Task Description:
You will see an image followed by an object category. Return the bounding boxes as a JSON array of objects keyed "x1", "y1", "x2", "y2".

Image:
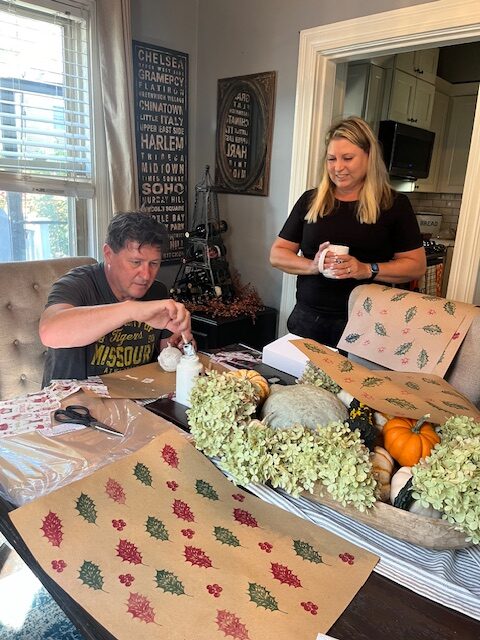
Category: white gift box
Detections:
[{"x1": 261, "y1": 333, "x2": 310, "y2": 378}]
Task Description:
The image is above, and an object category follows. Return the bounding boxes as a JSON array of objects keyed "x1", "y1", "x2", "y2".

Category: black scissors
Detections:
[{"x1": 53, "y1": 405, "x2": 123, "y2": 437}]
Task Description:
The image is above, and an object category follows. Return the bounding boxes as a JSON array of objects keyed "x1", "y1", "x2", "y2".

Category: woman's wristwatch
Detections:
[{"x1": 369, "y1": 263, "x2": 379, "y2": 280}]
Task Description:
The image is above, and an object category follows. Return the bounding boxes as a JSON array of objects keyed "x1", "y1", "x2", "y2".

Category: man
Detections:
[{"x1": 40, "y1": 211, "x2": 193, "y2": 385}]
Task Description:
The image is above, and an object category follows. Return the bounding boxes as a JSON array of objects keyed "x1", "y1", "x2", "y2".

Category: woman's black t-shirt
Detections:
[{"x1": 279, "y1": 190, "x2": 423, "y2": 313}]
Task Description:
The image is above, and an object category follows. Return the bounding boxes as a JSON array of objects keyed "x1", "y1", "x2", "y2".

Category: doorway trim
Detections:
[{"x1": 279, "y1": 0, "x2": 480, "y2": 334}]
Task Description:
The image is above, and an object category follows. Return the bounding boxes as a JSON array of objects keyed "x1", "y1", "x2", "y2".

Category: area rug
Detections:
[{"x1": 0, "y1": 566, "x2": 83, "y2": 640}]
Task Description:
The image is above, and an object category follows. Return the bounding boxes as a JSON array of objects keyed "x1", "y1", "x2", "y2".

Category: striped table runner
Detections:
[{"x1": 242, "y1": 483, "x2": 480, "y2": 620}]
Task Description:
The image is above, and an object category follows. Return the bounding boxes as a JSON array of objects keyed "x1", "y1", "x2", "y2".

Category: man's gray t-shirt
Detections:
[{"x1": 42, "y1": 262, "x2": 168, "y2": 385}]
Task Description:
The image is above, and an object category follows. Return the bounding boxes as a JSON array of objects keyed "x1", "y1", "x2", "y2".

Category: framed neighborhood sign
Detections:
[{"x1": 132, "y1": 41, "x2": 188, "y2": 263}]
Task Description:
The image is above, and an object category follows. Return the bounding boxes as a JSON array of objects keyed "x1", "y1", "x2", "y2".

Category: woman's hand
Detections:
[
  {"x1": 270, "y1": 237, "x2": 321, "y2": 276},
  {"x1": 312, "y1": 241, "x2": 330, "y2": 273},
  {"x1": 322, "y1": 253, "x2": 371, "y2": 280},
  {"x1": 326, "y1": 246, "x2": 426, "y2": 282},
  {"x1": 314, "y1": 242, "x2": 370, "y2": 279}
]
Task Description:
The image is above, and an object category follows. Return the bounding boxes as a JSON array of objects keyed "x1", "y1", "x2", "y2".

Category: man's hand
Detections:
[
  {"x1": 161, "y1": 332, "x2": 197, "y2": 352},
  {"x1": 134, "y1": 299, "x2": 192, "y2": 337}
]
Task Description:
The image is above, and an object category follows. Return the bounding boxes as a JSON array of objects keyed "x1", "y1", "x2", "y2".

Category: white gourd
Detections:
[
  {"x1": 390, "y1": 466, "x2": 442, "y2": 519},
  {"x1": 370, "y1": 446, "x2": 394, "y2": 503},
  {"x1": 336, "y1": 389, "x2": 386, "y2": 429},
  {"x1": 260, "y1": 384, "x2": 348, "y2": 430},
  {"x1": 336, "y1": 389, "x2": 354, "y2": 408},
  {"x1": 158, "y1": 343, "x2": 183, "y2": 372},
  {"x1": 373, "y1": 411, "x2": 389, "y2": 430}
]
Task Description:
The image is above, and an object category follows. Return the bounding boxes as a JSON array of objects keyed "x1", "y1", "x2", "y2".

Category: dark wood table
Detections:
[{"x1": 1, "y1": 359, "x2": 479, "y2": 640}]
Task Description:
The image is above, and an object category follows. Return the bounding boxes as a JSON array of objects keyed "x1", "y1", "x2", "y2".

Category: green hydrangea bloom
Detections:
[
  {"x1": 412, "y1": 415, "x2": 480, "y2": 544},
  {"x1": 188, "y1": 369, "x2": 377, "y2": 509},
  {"x1": 187, "y1": 370, "x2": 257, "y2": 457},
  {"x1": 297, "y1": 361, "x2": 341, "y2": 395},
  {"x1": 220, "y1": 420, "x2": 275, "y2": 486},
  {"x1": 313, "y1": 422, "x2": 377, "y2": 511}
]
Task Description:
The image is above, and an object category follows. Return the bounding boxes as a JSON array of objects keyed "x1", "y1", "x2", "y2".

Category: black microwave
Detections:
[{"x1": 378, "y1": 120, "x2": 435, "y2": 180}]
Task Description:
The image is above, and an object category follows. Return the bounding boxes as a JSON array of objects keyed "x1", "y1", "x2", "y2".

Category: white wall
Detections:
[{"x1": 132, "y1": 0, "x2": 434, "y2": 305}]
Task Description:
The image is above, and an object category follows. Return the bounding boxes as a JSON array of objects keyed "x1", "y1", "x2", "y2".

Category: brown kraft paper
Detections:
[
  {"x1": 337, "y1": 285, "x2": 476, "y2": 376},
  {"x1": 10, "y1": 417, "x2": 378, "y2": 639},
  {"x1": 292, "y1": 339, "x2": 480, "y2": 425},
  {"x1": 98, "y1": 355, "x2": 223, "y2": 399}
]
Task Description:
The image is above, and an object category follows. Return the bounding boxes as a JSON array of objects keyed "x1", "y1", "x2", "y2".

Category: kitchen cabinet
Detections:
[
  {"x1": 395, "y1": 48, "x2": 439, "y2": 85},
  {"x1": 343, "y1": 62, "x2": 386, "y2": 133},
  {"x1": 414, "y1": 90, "x2": 449, "y2": 192},
  {"x1": 437, "y1": 93, "x2": 477, "y2": 193},
  {"x1": 387, "y1": 48, "x2": 438, "y2": 129},
  {"x1": 388, "y1": 69, "x2": 436, "y2": 129}
]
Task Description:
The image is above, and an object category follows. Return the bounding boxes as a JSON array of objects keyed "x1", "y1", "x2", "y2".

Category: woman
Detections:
[{"x1": 270, "y1": 116, "x2": 426, "y2": 347}]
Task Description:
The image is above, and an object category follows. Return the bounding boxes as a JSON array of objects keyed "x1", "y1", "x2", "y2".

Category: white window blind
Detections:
[{"x1": 0, "y1": 0, "x2": 93, "y2": 197}]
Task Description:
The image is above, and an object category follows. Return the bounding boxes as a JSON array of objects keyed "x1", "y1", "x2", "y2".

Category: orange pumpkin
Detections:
[
  {"x1": 226, "y1": 369, "x2": 270, "y2": 403},
  {"x1": 383, "y1": 415, "x2": 440, "y2": 466}
]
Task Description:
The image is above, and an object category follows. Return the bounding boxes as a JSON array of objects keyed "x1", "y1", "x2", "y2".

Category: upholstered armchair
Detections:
[
  {"x1": 347, "y1": 285, "x2": 480, "y2": 409},
  {"x1": 0, "y1": 257, "x2": 97, "y2": 400}
]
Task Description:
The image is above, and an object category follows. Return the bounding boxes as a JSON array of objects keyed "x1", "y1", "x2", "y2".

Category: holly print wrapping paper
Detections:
[
  {"x1": 292, "y1": 339, "x2": 480, "y2": 424},
  {"x1": 337, "y1": 285, "x2": 476, "y2": 376},
  {"x1": 10, "y1": 421, "x2": 378, "y2": 640}
]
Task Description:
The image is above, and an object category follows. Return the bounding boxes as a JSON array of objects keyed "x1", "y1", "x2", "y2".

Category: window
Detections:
[{"x1": 0, "y1": 0, "x2": 94, "y2": 262}]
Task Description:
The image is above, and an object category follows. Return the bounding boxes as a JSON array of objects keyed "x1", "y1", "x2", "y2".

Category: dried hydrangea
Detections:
[
  {"x1": 412, "y1": 415, "x2": 480, "y2": 544},
  {"x1": 297, "y1": 361, "x2": 341, "y2": 395},
  {"x1": 221, "y1": 420, "x2": 376, "y2": 503},
  {"x1": 438, "y1": 414, "x2": 480, "y2": 441},
  {"x1": 214, "y1": 419, "x2": 320, "y2": 495},
  {"x1": 187, "y1": 370, "x2": 257, "y2": 457},
  {"x1": 220, "y1": 420, "x2": 274, "y2": 486},
  {"x1": 188, "y1": 371, "x2": 377, "y2": 509},
  {"x1": 313, "y1": 422, "x2": 377, "y2": 511},
  {"x1": 267, "y1": 425, "x2": 322, "y2": 495}
]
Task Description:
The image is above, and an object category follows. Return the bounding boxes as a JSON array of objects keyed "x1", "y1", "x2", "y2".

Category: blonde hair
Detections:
[{"x1": 305, "y1": 116, "x2": 393, "y2": 224}]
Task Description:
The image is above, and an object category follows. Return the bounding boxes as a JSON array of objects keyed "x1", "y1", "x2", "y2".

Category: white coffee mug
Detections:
[{"x1": 318, "y1": 244, "x2": 349, "y2": 278}]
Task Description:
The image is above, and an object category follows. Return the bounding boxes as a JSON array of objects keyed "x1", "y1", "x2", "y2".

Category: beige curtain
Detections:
[{"x1": 96, "y1": 0, "x2": 138, "y2": 214}]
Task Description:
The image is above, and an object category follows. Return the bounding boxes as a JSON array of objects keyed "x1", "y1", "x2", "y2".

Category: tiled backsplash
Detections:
[{"x1": 408, "y1": 192, "x2": 462, "y2": 239}]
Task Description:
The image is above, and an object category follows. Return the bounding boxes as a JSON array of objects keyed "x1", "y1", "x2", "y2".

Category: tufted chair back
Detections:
[
  {"x1": 0, "y1": 257, "x2": 97, "y2": 400},
  {"x1": 347, "y1": 285, "x2": 480, "y2": 409}
]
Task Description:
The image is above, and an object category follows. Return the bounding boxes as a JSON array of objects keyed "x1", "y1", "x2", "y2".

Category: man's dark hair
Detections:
[{"x1": 105, "y1": 211, "x2": 169, "y2": 253}]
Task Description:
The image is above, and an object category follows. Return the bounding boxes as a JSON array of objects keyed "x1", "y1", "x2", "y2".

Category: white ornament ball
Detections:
[{"x1": 158, "y1": 344, "x2": 183, "y2": 372}]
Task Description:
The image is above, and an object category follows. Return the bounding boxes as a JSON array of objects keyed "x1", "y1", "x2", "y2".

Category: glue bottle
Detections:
[{"x1": 175, "y1": 340, "x2": 203, "y2": 407}]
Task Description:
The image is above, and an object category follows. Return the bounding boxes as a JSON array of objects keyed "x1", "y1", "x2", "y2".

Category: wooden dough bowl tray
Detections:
[{"x1": 302, "y1": 488, "x2": 474, "y2": 550}]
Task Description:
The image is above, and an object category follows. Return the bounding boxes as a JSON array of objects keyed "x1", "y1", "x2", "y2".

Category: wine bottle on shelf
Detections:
[
  {"x1": 174, "y1": 275, "x2": 194, "y2": 288},
  {"x1": 174, "y1": 283, "x2": 190, "y2": 296},
  {"x1": 221, "y1": 284, "x2": 235, "y2": 303},
  {"x1": 188, "y1": 284, "x2": 203, "y2": 296},
  {"x1": 185, "y1": 220, "x2": 228, "y2": 239},
  {"x1": 184, "y1": 246, "x2": 207, "y2": 261},
  {"x1": 207, "y1": 244, "x2": 227, "y2": 259},
  {"x1": 182, "y1": 255, "x2": 201, "y2": 265}
]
